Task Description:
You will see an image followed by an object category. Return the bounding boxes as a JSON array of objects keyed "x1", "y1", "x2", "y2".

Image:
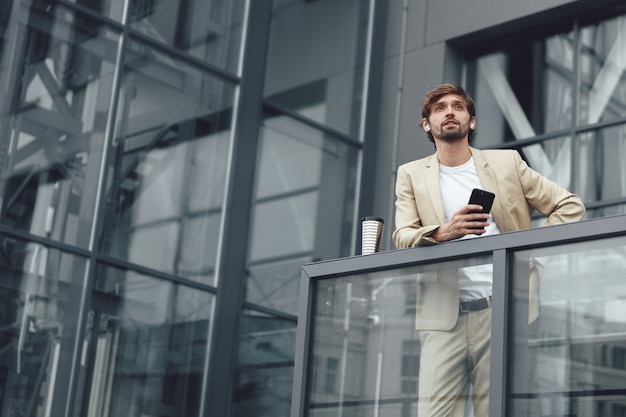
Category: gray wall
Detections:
[{"x1": 373, "y1": 0, "x2": 586, "y2": 251}]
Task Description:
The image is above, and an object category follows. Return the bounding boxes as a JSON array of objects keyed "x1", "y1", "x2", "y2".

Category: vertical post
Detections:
[
  {"x1": 203, "y1": 1, "x2": 273, "y2": 417},
  {"x1": 490, "y1": 249, "x2": 509, "y2": 417},
  {"x1": 290, "y1": 271, "x2": 317, "y2": 417}
]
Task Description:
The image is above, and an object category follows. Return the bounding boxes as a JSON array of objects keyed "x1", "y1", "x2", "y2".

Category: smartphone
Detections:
[{"x1": 468, "y1": 188, "x2": 495, "y2": 214}]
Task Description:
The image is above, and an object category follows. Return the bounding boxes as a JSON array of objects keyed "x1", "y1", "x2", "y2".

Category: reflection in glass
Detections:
[
  {"x1": 0, "y1": 233, "x2": 87, "y2": 417},
  {"x1": 511, "y1": 237, "x2": 626, "y2": 417},
  {"x1": 586, "y1": 204, "x2": 626, "y2": 219},
  {"x1": 128, "y1": 0, "x2": 246, "y2": 73},
  {"x1": 465, "y1": 11, "x2": 626, "y2": 221},
  {"x1": 100, "y1": 40, "x2": 235, "y2": 284},
  {"x1": 0, "y1": 3, "x2": 118, "y2": 246},
  {"x1": 307, "y1": 257, "x2": 492, "y2": 417},
  {"x1": 246, "y1": 114, "x2": 359, "y2": 315},
  {"x1": 233, "y1": 309, "x2": 297, "y2": 417},
  {"x1": 77, "y1": 264, "x2": 214, "y2": 417},
  {"x1": 468, "y1": 30, "x2": 574, "y2": 147},
  {"x1": 579, "y1": 15, "x2": 626, "y2": 126},
  {"x1": 518, "y1": 135, "x2": 573, "y2": 190},
  {"x1": 577, "y1": 125, "x2": 626, "y2": 205},
  {"x1": 264, "y1": 0, "x2": 371, "y2": 136},
  {"x1": 67, "y1": 0, "x2": 125, "y2": 21}
]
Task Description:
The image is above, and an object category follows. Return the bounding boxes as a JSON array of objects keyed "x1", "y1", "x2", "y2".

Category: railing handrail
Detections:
[{"x1": 301, "y1": 214, "x2": 626, "y2": 280}]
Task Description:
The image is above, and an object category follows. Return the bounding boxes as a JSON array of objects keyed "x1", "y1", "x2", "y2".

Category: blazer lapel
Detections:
[{"x1": 424, "y1": 153, "x2": 447, "y2": 224}]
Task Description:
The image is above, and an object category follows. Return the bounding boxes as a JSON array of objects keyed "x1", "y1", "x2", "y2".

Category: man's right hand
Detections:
[{"x1": 431, "y1": 204, "x2": 490, "y2": 242}]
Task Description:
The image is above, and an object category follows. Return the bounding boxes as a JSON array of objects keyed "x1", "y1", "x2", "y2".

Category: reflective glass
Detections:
[
  {"x1": 0, "y1": 3, "x2": 119, "y2": 246},
  {"x1": 307, "y1": 256, "x2": 492, "y2": 417},
  {"x1": 0, "y1": 233, "x2": 88, "y2": 416},
  {"x1": 233, "y1": 309, "x2": 296, "y2": 417},
  {"x1": 246, "y1": 114, "x2": 359, "y2": 314},
  {"x1": 468, "y1": 30, "x2": 575, "y2": 146},
  {"x1": 511, "y1": 236, "x2": 626, "y2": 417},
  {"x1": 579, "y1": 15, "x2": 626, "y2": 126},
  {"x1": 100, "y1": 40, "x2": 235, "y2": 285},
  {"x1": 577, "y1": 124, "x2": 626, "y2": 204},
  {"x1": 264, "y1": 0, "x2": 371, "y2": 137},
  {"x1": 128, "y1": 0, "x2": 246, "y2": 73},
  {"x1": 586, "y1": 204, "x2": 626, "y2": 219},
  {"x1": 67, "y1": 0, "x2": 126, "y2": 21},
  {"x1": 518, "y1": 135, "x2": 573, "y2": 190},
  {"x1": 77, "y1": 264, "x2": 214, "y2": 417}
]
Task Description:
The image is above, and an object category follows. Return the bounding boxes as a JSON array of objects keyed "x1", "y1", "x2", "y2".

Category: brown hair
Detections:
[{"x1": 421, "y1": 83, "x2": 476, "y2": 143}]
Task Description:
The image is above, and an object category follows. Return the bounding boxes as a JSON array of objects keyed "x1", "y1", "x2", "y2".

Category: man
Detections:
[{"x1": 392, "y1": 83, "x2": 585, "y2": 417}]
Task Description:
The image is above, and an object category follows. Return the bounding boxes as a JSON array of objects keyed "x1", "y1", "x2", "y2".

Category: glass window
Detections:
[
  {"x1": 577, "y1": 124, "x2": 626, "y2": 205},
  {"x1": 0, "y1": 3, "x2": 119, "y2": 247},
  {"x1": 128, "y1": 0, "x2": 246, "y2": 73},
  {"x1": 76, "y1": 264, "x2": 214, "y2": 417},
  {"x1": 465, "y1": 11, "x2": 626, "y2": 220},
  {"x1": 467, "y1": 30, "x2": 575, "y2": 147},
  {"x1": 586, "y1": 203, "x2": 626, "y2": 219},
  {"x1": 307, "y1": 256, "x2": 492, "y2": 417},
  {"x1": 245, "y1": 114, "x2": 359, "y2": 314},
  {"x1": 67, "y1": 0, "x2": 126, "y2": 21},
  {"x1": 517, "y1": 135, "x2": 573, "y2": 190},
  {"x1": 401, "y1": 340, "x2": 420, "y2": 394},
  {"x1": 579, "y1": 15, "x2": 626, "y2": 126},
  {"x1": 0, "y1": 233, "x2": 88, "y2": 417},
  {"x1": 264, "y1": 0, "x2": 372, "y2": 137},
  {"x1": 511, "y1": 237, "x2": 626, "y2": 417},
  {"x1": 233, "y1": 309, "x2": 296, "y2": 417},
  {"x1": 100, "y1": 40, "x2": 236, "y2": 285},
  {"x1": 325, "y1": 357, "x2": 339, "y2": 393}
]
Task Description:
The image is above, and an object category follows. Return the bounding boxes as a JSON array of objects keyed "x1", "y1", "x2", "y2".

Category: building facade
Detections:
[{"x1": 0, "y1": 0, "x2": 624, "y2": 416}]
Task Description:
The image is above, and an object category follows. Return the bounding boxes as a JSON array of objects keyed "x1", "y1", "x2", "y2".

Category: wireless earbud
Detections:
[
  {"x1": 424, "y1": 125, "x2": 431, "y2": 132},
  {"x1": 470, "y1": 123, "x2": 475, "y2": 129}
]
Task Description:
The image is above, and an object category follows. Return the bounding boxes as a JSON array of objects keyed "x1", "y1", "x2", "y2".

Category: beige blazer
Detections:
[{"x1": 392, "y1": 148, "x2": 585, "y2": 330}]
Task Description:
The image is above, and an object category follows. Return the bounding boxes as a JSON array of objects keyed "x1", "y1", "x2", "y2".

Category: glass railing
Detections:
[{"x1": 291, "y1": 214, "x2": 626, "y2": 417}]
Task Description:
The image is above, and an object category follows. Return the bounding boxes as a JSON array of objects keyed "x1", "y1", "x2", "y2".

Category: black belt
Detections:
[{"x1": 459, "y1": 296, "x2": 492, "y2": 313}]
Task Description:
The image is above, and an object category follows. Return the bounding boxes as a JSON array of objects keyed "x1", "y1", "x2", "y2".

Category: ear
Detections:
[{"x1": 422, "y1": 119, "x2": 430, "y2": 132}]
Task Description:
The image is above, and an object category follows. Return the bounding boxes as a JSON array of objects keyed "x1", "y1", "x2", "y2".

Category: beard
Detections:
[{"x1": 435, "y1": 120, "x2": 470, "y2": 142}]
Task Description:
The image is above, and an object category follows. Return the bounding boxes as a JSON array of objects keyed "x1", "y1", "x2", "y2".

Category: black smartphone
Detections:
[{"x1": 468, "y1": 188, "x2": 495, "y2": 214}]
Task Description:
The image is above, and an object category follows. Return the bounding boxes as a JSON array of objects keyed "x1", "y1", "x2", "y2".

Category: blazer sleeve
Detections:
[
  {"x1": 514, "y1": 151, "x2": 586, "y2": 225},
  {"x1": 392, "y1": 164, "x2": 439, "y2": 248}
]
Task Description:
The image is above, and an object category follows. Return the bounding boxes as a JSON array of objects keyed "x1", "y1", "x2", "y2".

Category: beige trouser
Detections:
[{"x1": 417, "y1": 307, "x2": 491, "y2": 417}]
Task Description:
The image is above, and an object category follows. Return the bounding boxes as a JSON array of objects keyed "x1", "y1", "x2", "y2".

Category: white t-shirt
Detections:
[{"x1": 439, "y1": 157, "x2": 502, "y2": 301}]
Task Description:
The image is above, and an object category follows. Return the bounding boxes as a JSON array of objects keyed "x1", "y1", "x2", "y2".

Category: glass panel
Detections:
[
  {"x1": 586, "y1": 203, "x2": 626, "y2": 219},
  {"x1": 307, "y1": 256, "x2": 492, "y2": 417},
  {"x1": 128, "y1": 0, "x2": 246, "y2": 73},
  {"x1": 247, "y1": 256, "x2": 311, "y2": 314},
  {"x1": 251, "y1": 192, "x2": 318, "y2": 260},
  {"x1": 579, "y1": 14, "x2": 626, "y2": 126},
  {"x1": 517, "y1": 135, "x2": 573, "y2": 190},
  {"x1": 0, "y1": 233, "x2": 88, "y2": 416},
  {"x1": 100, "y1": 40, "x2": 235, "y2": 285},
  {"x1": 233, "y1": 309, "x2": 296, "y2": 417},
  {"x1": 577, "y1": 124, "x2": 626, "y2": 204},
  {"x1": 468, "y1": 30, "x2": 575, "y2": 147},
  {"x1": 264, "y1": 0, "x2": 371, "y2": 137},
  {"x1": 511, "y1": 236, "x2": 626, "y2": 417},
  {"x1": 67, "y1": 0, "x2": 126, "y2": 21},
  {"x1": 76, "y1": 264, "x2": 214, "y2": 417},
  {"x1": 245, "y1": 114, "x2": 359, "y2": 314},
  {"x1": 0, "y1": 3, "x2": 119, "y2": 246}
]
